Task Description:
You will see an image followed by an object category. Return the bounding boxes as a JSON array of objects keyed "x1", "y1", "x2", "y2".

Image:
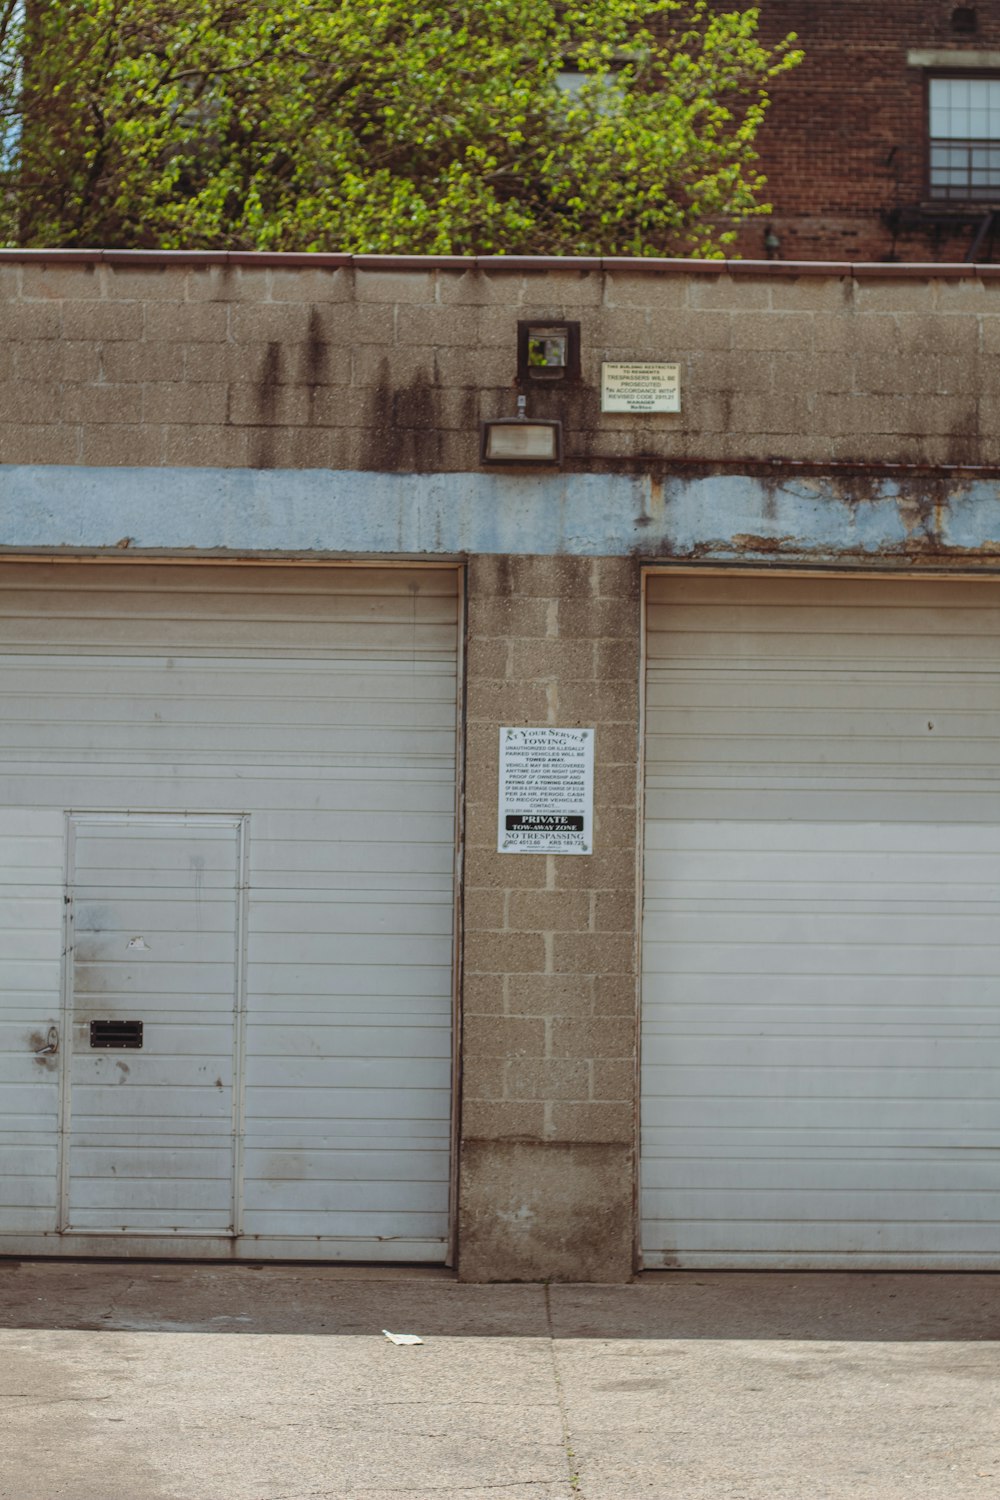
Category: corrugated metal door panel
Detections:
[
  {"x1": 0, "y1": 563, "x2": 457, "y2": 1262},
  {"x1": 66, "y1": 816, "x2": 241, "y2": 1236},
  {"x1": 641, "y1": 575, "x2": 1000, "y2": 1269}
]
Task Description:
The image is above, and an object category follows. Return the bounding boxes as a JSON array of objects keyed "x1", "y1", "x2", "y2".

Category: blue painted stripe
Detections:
[{"x1": 0, "y1": 466, "x2": 997, "y2": 561}]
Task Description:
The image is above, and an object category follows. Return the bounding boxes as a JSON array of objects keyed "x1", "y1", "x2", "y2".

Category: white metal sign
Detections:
[
  {"x1": 601, "y1": 361, "x2": 680, "y2": 413},
  {"x1": 498, "y1": 727, "x2": 594, "y2": 854}
]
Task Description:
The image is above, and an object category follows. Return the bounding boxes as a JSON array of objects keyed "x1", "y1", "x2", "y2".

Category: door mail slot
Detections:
[{"x1": 89, "y1": 1019, "x2": 143, "y2": 1049}]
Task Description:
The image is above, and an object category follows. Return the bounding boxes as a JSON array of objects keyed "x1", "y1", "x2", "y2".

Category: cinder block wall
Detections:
[
  {"x1": 459, "y1": 555, "x2": 641, "y2": 1282},
  {"x1": 4, "y1": 256, "x2": 1000, "y2": 471},
  {"x1": 4, "y1": 252, "x2": 999, "y2": 1279}
]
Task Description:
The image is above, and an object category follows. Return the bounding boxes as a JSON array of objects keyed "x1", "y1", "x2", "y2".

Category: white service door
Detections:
[
  {"x1": 641, "y1": 575, "x2": 1000, "y2": 1268},
  {"x1": 66, "y1": 816, "x2": 242, "y2": 1235},
  {"x1": 0, "y1": 562, "x2": 457, "y2": 1262}
]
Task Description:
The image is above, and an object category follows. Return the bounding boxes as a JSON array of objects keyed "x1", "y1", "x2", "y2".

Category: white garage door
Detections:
[
  {"x1": 0, "y1": 561, "x2": 458, "y2": 1262},
  {"x1": 642, "y1": 574, "x2": 1000, "y2": 1269}
]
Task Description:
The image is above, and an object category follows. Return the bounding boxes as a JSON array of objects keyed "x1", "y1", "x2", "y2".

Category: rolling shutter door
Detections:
[
  {"x1": 642, "y1": 575, "x2": 1000, "y2": 1268},
  {"x1": 0, "y1": 561, "x2": 458, "y2": 1262}
]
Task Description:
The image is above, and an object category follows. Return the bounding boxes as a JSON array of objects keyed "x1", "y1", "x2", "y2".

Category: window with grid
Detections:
[{"x1": 930, "y1": 76, "x2": 1000, "y2": 200}]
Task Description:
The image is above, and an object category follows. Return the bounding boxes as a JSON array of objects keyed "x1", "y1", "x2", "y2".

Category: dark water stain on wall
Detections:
[
  {"x1": 362, "y1": 357, "x2": 443, "y2": 471},
  {"x1": 250, "y1": 341, "x2": 281, "y2": 469},
  {"x1": 300, "y1": 308, "x2": 328, "y2": 427}
]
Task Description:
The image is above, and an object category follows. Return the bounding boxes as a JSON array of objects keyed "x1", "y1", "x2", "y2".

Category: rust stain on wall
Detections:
[{"x1": 28, "y1": 1030, "x2": 57, "y2": 1072}]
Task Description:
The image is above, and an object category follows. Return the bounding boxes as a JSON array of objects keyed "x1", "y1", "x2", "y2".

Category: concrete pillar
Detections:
[{"x1": 458, "y1": 554, "x2": 641, "y2": 1282}]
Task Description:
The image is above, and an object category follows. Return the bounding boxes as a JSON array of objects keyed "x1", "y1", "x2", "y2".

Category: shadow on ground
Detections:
[{"x1": 1, "y1": 1260, "x2": 997, "y2": 1341}]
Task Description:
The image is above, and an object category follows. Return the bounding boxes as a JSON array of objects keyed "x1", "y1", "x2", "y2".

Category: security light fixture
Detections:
[
  {"x1": 481, "y1": 395, "x2": 564, "y2": 466},
  {"x1": 764, "y1": 227, "x2": 782, "y2": 259}
]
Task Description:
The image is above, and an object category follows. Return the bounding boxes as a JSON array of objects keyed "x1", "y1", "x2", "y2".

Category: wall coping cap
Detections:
[{"x1": 4, "y1": 247, "x2": 1000, "y2": 279}]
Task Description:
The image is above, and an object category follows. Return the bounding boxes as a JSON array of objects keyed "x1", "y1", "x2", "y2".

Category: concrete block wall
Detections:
[
  {"x1": 4, "y1": 250, "x2": 1000, "y2": 1280},
  {"x1": 458, "y1": 555, "x2": 640, "y2": 1282},
  {"x1": 5, "y1": 254, "x2": 1000, "y2": 472}
]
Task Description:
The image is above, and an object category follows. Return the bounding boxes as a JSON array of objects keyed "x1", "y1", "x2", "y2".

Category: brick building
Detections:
[
  {"x1": 735, "y1": 0, "x2": 1000, "y2": 263},
  {"x1": 0, "y1": 250, "x2": 998, "y2": 1280}
]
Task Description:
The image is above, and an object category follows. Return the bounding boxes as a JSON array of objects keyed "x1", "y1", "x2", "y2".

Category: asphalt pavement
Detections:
[{"x1": 1, "y1": 1261, "x2": 998, "y2": 1499}]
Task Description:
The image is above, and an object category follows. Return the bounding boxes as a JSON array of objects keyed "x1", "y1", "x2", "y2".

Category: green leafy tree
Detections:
[{"x1": 8, "y1": 1, "x2": 800, "y2": 255}]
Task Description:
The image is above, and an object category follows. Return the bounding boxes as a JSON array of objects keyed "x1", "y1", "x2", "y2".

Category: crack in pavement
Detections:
[
  {"x1": 367, "y1": 1401, "x2": 561, "y2": 1410},
  {"x1": 261, "y1": 1484, "x2": 572, "y2": 1499},
  {"x1": 544, "y1": 1285, "x2": 583, "y2": 1499},
  {"x1": 0, "y1": 1394, "x2": 112, "y2": 1402}
]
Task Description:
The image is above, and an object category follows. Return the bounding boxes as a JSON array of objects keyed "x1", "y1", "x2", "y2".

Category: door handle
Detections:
[{"x1": 34, "y1": 1026, "x2": 59, "y2": 1056}]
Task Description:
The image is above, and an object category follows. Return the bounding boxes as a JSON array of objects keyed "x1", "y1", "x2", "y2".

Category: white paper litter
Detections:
[{"x1": 382, "y1": 1329, "x2": 423, "y2": 1345}]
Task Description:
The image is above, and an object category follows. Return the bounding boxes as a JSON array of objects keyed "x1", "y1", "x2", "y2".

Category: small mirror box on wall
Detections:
[{"x1": 516, "y1": 320, "x2": 581, "y2": 384}]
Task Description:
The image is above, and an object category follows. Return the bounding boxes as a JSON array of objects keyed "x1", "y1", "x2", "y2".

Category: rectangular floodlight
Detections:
[{"x1": 480, "y1": 417, "x2": 563, "y2": 465}]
